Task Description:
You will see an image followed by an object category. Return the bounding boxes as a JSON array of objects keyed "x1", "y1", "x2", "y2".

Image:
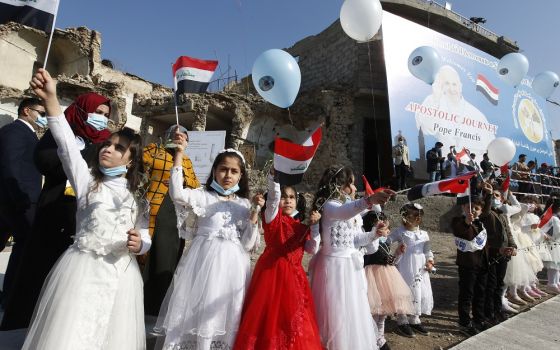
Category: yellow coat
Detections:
[{"x1": 143, "y1": 143, "x2": 200, "y2": 236}]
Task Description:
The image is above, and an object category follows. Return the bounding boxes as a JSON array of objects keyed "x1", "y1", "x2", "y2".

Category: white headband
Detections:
[{"x1": 218, "y1": 148, "x2": 246, "y2": 165}]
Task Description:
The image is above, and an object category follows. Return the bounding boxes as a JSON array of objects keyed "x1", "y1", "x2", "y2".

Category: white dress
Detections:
[
  {"x1": 154, "y1": 166, "x2": 259, "y2": 350},
  {"x1": 387, "y1": 226, "x2": 434, "y2": 316},
  {"x1": 500, "y1": 199, "x2": 538, "y2": 287},
  {"x1": 540, "y1": 216, "x2": 560, "y2": 270},
  {"x1": 521, "y1": 212, "x2": 552, "y2": 262},
  {"x1": 23, "y1": 116, "x2": 151, "y2": 350},
  {"x1": 308, "y1": 197, "x2": 380, "y2": 350}
]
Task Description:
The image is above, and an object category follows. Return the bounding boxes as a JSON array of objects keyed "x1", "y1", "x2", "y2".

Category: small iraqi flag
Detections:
[
  {"x1": 0, "y1": 0, "x2": 59, "y2": 33},
  {"x1": 173, "y1": 56, "x2": 218, "y2": 96},
  {"x1": 407, "y1": 172, "x2": 476, "y2": 201},
  {"x1": 538, "y1": 205, "x2": 553, "y2": 229},
  {"x1": 362, "y1": 175, "x2": 386, "y2": 196},
  {"x1": 274, "y1": 127, "x2": 322, "y2": 186},
  {"x1": 455, "y1": 147, "x2": 471, "y2": 165},
  {"x1": 476, "y1": 74, "x2": 499, "y2": 105}
]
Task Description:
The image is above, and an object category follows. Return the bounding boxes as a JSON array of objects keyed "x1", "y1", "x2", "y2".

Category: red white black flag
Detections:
[
  {"x1": 172, "y1": 56, "x2": 218, "y2": 96},
  {"x1": 274, "y1": 127, "x2": 322, "y2": 185},
  {"x1": 455, "y1": 147, "x2": 471, "y2": 165},
  {"x1": 476, "y1": 74, "x2": 499, "y2": 105},
  {"x1": 407, "y1": 172, "x2": 476, "y2": 201},
  {"x1": 0, "y1": 0, "x2": 59, "y2": 32},
  {"x1": 538, "y1": 205, "x2": 553, "y2": 229}
]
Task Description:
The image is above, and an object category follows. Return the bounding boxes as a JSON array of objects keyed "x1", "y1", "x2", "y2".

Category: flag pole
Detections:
[
  {"x1": 468, "y1": 178, "x2": 472, "y2": 214},
  {"x1": 43, "y1": 0, "x2": 61, "y2": 69},
  {"x1": 172, "y1": 62, "x2": 180, "y2": 126}
]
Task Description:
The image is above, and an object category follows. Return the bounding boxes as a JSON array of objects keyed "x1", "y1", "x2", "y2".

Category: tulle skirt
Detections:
[
  {"x1": 22, "y1": 247, "x2": 145, "y2": 350},
  {"x1": 154, "y1": 235, "x2": 251, "y2": 350},
  {"x1": 309, "y1": 252, "x2": 377, "y2": 350},
  {"x1": 365, "y1": 264, "x2": 414, "y2": 315},
  {"x1": 528, "y1": 229, "x2": 553, "y2": 262},
  {"x1": 517, "y1": 231, "x2": 543, "y2": 274},
  {"x1": 543, "y1": 239, "x2": 560, "y2": 270},
  {"x1": 234, "y1": 249, "x2": 322, "y2": 350}
]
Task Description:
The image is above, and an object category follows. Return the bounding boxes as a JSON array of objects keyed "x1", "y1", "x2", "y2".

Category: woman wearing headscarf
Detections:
[{"x1": 1, "y1": 93, "x2": 114, "y2": 330}]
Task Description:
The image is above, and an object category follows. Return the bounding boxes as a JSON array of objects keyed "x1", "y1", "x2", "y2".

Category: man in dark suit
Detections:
[{"x1": 0, "y1": 97, "x2": 45, "y2": 306}]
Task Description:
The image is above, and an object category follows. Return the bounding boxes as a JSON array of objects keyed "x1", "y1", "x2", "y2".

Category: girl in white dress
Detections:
[
  {"x1": 308, "y1": 166, "x2": 394, "y2": 350},
  {"x1": 23, "y1": 69, "x2": 151, "y2": 350},
  {"x1": 387, "y1": 202, "x2": 434, "y2": 338},
  {"x1": 497, "y1": 192, "x2": 538, "y2": 306},
  {"x1": 539, "y1": 202, "x2": 560, "y2": 294},
  {"x1": 154, "y1": 131, "x2": 261, "y2": 350}
]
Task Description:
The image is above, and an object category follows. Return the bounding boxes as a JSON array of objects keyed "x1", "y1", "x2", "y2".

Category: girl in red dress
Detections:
[{"x1": 234, "y1": 172, "x2": 323, "y2": 350}]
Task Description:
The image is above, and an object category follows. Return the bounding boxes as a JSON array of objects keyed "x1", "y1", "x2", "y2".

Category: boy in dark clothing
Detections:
[
  {"x1": 478, "y1": 188, "x2": 517, "y2": 325},
  {"x1": 452, "y1": 189, "x2": 491, "y2": 336}
]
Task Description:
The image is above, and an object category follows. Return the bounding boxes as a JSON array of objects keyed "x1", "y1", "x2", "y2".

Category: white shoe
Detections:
[{"x1": 502, "y1": 302, "x2": 519, "y2": 314}]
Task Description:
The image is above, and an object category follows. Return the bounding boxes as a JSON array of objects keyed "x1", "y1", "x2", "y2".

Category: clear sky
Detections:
[{"x1": 55, "y1": 0, "x2": 560, "y2": 136}]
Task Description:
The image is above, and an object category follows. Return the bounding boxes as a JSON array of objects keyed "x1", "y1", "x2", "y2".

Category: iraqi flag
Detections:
[
  {"x1": 274, "y1": 127, "x2": 322, "y2": 185},
  {"x1": 0, "y1": 0, "x2": 59, "y2": 32},
  {"x1": 538, "y1": 205, "x2": 554, "y2": 229},
  {"x1": 172, "y1": 56, "x2": 218, "y2": 96},
  {"x1": 408, "y1": 172, "x2": 476, "y2": 201},
  {"x1": 362, "y1": 175, "x2": 386, "y2": 196},
  {"x1": 455, "y1": 147, "x2": 471, "y2": 165},
  {"x1": 476, "y1": 74, "x2": 499, "y2": 105}
]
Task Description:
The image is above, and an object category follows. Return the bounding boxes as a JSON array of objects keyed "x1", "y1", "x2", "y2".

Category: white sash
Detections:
[{"x1": 455, "y1": 225, "x2": 487, "y2": 252}]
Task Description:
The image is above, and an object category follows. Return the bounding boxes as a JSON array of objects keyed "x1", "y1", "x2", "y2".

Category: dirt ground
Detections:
[{"x1": 247, "y1": 194, "x2": 557, "y2": 350}]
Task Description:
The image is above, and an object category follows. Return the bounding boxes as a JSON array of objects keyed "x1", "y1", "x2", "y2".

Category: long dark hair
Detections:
[
  {"x1": 204, "y1": 151, "x2": 249, "y2": 199},
  {"x1": 90, "y1": 128, "x2": 144, "y2": 195},
  {"x1": 313, "y1": 166, "x2": 354, "y2": 211}
]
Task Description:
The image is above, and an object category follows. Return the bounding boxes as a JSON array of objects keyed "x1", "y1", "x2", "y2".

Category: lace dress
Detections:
[
  {"x1": 387, "y1": 227, "x2": 434, "y2": 316},
  {"x1": 309, "y1": 197, "x2": 380, "y2": 350},
  {"x1": 234, "y1": 176, "x2": 322, "y2": 350},
  {"x1": 154, "y1": 166, "x2": 259, "y2": 350},
  {"x1": 23, "y1": 116, "x2": 151, "y2": 350}
]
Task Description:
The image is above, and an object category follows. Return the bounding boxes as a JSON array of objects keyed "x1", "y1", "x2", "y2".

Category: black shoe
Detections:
[
  {"x1": 495, "y1": 312, "x2": 508, "y2": 323},
  {"x1": 409, "y1": 323, "x2": 429, "y2": 335},
  {"x1": 380, "y1": 342, "x2": 392, "y2": 350},
  {"x1": 458, "y1": 322, "x2": 480, "y2": 336},
  {"x1": 472, "y1": 320, "x2": 489, "y2": 332},
  {"x1": 396, "y1": 324, "x2": 415, "y2": 338}
]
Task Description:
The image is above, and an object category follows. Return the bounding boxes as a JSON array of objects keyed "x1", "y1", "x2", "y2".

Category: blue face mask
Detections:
[
  {"x1": 35, "y1": 116, "x2": 48, "y2": 128},
  {"x1": 99, "y1": 165, "x2": 128, "y2": 177},
  {"x1": 379, "y1": 236, "x2": 387, "y2": 243},
  {"x1": 210, "y1": 179, "x2": 239, "y2": 196},
  {"x1": 86, "y1": 113, "x2": 109, "y2": 131}
]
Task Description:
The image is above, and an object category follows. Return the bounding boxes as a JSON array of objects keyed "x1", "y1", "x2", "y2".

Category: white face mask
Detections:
[
  {"x1": 398, "y1": 140, "x2": 404, "y2": 145},
  {"x1": 492, "y1": 198, "x2": 502, "y2": 208}
]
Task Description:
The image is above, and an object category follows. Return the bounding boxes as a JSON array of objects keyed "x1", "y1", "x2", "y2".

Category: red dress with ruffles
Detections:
[{"x1": 233, "y1": 212, "x2": 323, "y2": 350}]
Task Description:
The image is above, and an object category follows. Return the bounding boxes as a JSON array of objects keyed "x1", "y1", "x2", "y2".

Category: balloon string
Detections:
[
  {"x1": 287, "y1": 107, "x2": 294, "y2": 126},
  {"x1": 367, "y1": 40, "x2": 382, "y2": 184}
]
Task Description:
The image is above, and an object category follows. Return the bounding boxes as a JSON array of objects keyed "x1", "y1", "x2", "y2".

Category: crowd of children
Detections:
[{"x1": 10, "y1": 69, "x2": 560, "y2": 350}]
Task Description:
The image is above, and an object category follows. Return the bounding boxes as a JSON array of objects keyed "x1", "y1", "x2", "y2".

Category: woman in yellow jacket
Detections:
[{"x1": 142, "y1": 125, "x2": 200, "y2": 316}]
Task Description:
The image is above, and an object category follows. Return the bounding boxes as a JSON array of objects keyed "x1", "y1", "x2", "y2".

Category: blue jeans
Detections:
[{"x1": 429, "y1": 171, "x2": 441, "y2": 182}]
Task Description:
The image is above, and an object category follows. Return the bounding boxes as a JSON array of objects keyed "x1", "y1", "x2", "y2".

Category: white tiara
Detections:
[{"x1": 218, "y1": 148, "x2": 246, "y2": 165}]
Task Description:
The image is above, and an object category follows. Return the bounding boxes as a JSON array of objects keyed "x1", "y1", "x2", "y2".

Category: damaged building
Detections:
[{"x1": 1, "y1": 0, "x2": 550, "y2": 190}]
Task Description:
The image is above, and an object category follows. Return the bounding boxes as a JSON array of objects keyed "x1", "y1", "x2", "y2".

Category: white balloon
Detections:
[
  {"x1": 340, "y1": 0, "x2": 383, "y2": 42},
  {"x1": 497, "y1": 53, "x2": 529, "y2": 87},
  {"x1": 487, "y1": 137, "x2": 516, "y2": 166},
  {"x1": 532, "y1": 71, "x2": 560, "y2": 98},
  {"x1": 407, "y1": 46, "x2": 441, "y2": 85}
]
